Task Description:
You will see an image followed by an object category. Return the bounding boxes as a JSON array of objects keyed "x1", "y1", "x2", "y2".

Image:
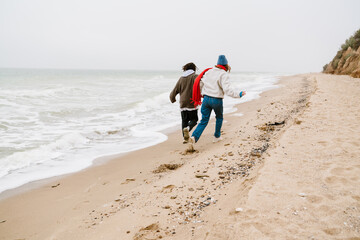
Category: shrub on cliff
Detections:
[
  {"x1": 341, "y1": 29, "x2": 360, "y2": 51},
  {"x1": 323, "y1": 64, "x2": 328, "y2": 72},
  {"x1": 351, "y1": 30, "x2": 359, "y2": 49},
  {"x1": 334, "y1": 29, "x2": 360, "y2": 60},
  {"x1": 323, "y1": 29, "x2": 360, "y2": 78}
]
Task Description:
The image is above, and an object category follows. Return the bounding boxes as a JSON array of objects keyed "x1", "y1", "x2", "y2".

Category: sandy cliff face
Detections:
[{"x1": 323, "y1": 45, "x2": 360, "y2": 78}]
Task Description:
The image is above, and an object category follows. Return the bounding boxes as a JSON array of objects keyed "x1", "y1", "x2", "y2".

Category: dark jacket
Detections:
[{"x1": 170, "y1": 73, "x2": 198, "y2": 110}]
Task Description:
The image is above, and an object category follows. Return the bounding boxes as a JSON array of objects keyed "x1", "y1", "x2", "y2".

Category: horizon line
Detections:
[{"x1": 0, "y1": 67, "x2": 295, "y2": 74}]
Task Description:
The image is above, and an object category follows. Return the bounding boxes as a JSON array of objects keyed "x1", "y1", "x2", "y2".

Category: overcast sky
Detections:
[{"x1": 0, "y1": 0, "x2": 359, "y2": 73}]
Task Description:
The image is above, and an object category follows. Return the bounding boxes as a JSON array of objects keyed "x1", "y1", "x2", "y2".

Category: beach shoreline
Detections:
[
  {"x1": 1, "y1": 73, "x2": 359, "y2": 240},
  {"x1": 0, "y1": 70, "x2": 281, "y2": 199},
  {"x1": 0, "y1": 75, "x2": 281, "y2": 200}
]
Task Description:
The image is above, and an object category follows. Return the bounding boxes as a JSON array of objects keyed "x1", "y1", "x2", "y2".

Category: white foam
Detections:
[{"x1": 0, "y1": 132, "x2": 89, "y2": 178}]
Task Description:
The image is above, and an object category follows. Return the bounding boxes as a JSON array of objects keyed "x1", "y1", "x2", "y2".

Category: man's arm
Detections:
[
  {"x1": 169, "y1": 79, "x2": 181, "y2": 103},
  {"x1": 220, "y1": 73, "x2": 241, "y2": 98}
]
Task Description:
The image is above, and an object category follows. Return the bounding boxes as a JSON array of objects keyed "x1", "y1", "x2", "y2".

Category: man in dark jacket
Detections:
[{"x1": 170, "y1": 62, "x2": 199, "y2": 143}]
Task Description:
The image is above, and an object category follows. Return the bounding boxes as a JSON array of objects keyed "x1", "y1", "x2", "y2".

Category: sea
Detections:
[{"x1": 0, "y1": 68, "x2": 286, "y2": 194}]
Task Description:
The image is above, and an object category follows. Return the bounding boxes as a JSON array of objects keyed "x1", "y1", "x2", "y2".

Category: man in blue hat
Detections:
[{"x1": 189, "y1": 55, "x2": 246, "y2": 148}]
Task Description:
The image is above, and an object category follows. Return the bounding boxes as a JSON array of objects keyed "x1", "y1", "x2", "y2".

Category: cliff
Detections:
[{"x1": 323, "y1": 29, "x2": 360, "y2": 78}]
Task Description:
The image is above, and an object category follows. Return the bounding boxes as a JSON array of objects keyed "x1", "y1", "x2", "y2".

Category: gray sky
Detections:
[{"x1": 0, "y1": 0, "x2": 359, "y2": 73}]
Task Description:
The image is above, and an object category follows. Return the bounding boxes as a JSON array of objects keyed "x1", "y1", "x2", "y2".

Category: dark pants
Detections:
[{"x1": 181, "y1": 109, "x2": 198, "y2": 135}]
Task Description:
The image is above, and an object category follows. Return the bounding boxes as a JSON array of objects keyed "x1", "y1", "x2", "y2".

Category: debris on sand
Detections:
[
  {"x1": 250, "y1": 143, "x2": 269, "y2": 157},
  {"x1": 195, "y1": 174, "x2": 209, "y2": 179},
  {"x1": 134, "y1": 223, "x2": 163, "y2": 240},
  {"x1": 142, "y1": 223, "x2": 159, "y2": 231},
  {"x1": 121, "y1": 178, "x2": 136, "y2": 184},
  {"x1": 295, "y1": 119, "x2": 302, "y2": 125},
  {"x1": 153, "y1": 164, "x2": 183, "y2": 173},
  {"x1": 51, "y1": 183, "x2": 60, "y2": 188},
  {"x1": 267, "y1": 120, "x2": 285, "y2": 126},
  {"x1": 298, "y1": 193, "x2": 307, "y2": 197},
  {"x1": 235, "y1": 207, "x2": 244, "y2": 212},
  {"x1": 257, "y1": 120, "x2": 285, "y2": 132},
  {"x1": 161, "y1": 185, "x2": 176, "y2": 193}
]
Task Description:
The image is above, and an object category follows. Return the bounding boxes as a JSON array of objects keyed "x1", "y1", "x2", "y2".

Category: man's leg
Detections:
[
  {"x1": 191, "y1": 97, "x2": 211, "y2": 142},
  {"x1": 212, "y1": 98, "x2": 223, "y2": 138},
  {"x1": 181, "y1": 111, "x2": 190, "y2": 142},
  {"x1": 187, "y1": 109, "x2": 198, "y2": 132},
  {"x1": 181, "y1": 111, "x2": 188, "y2": 137}
]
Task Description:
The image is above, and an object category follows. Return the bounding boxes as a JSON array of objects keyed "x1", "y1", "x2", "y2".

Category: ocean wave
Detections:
[
  {"x1": 0, "y1": 87, "x2": 73, "y2": 98},
  {"x1": 0, "y1": 132, "x2": 89, "y2": 179}
]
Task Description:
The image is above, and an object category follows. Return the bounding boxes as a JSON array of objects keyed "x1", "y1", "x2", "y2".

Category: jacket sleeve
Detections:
[
  {"x1": 169, "y1": 79, "x2": 181, "y2": 103},
  {"x1": 200, "y1": 80, "x2": 204, "y2": 93},
  {"x1": 219, "y1": 73, "x2": 240, "y2": 98}
]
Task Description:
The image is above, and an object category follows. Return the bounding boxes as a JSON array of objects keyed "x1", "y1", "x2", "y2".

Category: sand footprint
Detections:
[
  {"x1": 322, "y1": 227, "x2": 341, "y2": 236},
  {"x1": 306, "y1": 195, "x2": 323, "y2": 204},
  {"x1": 317, "y1": 141, "x2": 328, "y2": 146},
  {"x1": 317, "y1": 204, "x2": 338, "y2": 215},
  {"x1": 330, "y1": 167, "x2": 348, "y2": 175},
  {"x1": 325, "y1": 175, "x2": 349, "y2": 185},
  {"x1": 133, "y1": 223, "x2": 166, "y2": 240}
]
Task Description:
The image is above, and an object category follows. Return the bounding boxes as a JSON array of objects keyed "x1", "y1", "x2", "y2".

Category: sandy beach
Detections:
[{"x1": 0, "y1": 73, "x2": 359, "y2": 240}]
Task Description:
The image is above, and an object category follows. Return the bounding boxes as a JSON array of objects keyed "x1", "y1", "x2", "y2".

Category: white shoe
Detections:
[
  {"x1": 213, "y1": 136, "x2": 223, "y2": 143},
  {"x1": 183, "y1": 127, "x2": 190, "y2": 143},
  {"x1": 187, "y1": 136, "x2": 195, "y2": 151}
]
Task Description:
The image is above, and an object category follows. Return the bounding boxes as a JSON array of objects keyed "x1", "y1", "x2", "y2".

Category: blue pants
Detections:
[{"x1": 192, "y1": 95, "x2": 223, "y2": 142}]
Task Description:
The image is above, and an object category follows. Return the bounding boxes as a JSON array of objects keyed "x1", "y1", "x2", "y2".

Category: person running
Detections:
[
  {"x1": 189, "y1": 55, "x2": 246, "y2": 148},
  {"x1": 170, "y1": 62, "x2": 199, "y2": 143}
]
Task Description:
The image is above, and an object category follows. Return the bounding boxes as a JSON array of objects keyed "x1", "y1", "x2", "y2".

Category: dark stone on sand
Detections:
[
  {"x1": 195, "y1": 174, "x2": 209, "y2": 178},
  {"x1": 268, "y1": 120, "x2": 285, "y2": 126},
  {"x1": 51, "y1": 183, "x2": 60, "y2": 188}
]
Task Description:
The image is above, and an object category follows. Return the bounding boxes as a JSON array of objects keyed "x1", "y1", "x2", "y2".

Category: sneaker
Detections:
[
  {"x1": 213, "y1": 136, "x2": 223, "y2": 143},
  {"x1": 183, "y1": 127, "x2": 190, "y2": 142},
  {"x1": 187, "y1": 136, "x2": 195, "y2": 151}
]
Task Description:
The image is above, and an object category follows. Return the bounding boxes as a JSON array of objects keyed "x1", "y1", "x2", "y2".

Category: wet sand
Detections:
[{"x1": 0, "y1": 73, "x2": 359, "y2": 240}]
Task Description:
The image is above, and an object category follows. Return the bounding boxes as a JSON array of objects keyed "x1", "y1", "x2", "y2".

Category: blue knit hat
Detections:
[{"x1": 217, "y1": 55, "x2": 228, "y2": 65}]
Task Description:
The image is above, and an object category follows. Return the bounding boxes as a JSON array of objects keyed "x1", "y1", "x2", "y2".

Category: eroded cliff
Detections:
[{"x1": 323, "y1": 30, "x2": 360, "y2": 78}]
